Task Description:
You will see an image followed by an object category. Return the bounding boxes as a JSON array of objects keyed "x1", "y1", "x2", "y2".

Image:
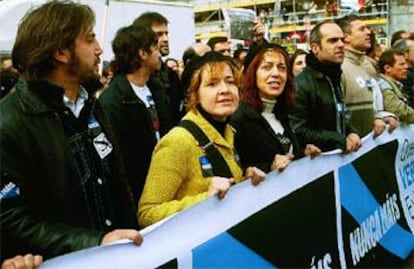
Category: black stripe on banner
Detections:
[
  {"x1": 228, "y1": 172, "x2": 339, "y2": 268},
  {"x1": 157, "y1": 258, "x2": 177, "y2": 269}
]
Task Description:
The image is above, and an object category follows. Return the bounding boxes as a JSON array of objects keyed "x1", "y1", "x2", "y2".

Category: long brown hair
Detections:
[
  {"x1": 242, "y1": 44, "x2": 295, "y2": 121},
  {"x1": 12, "y1": 1, "x2": 95, "y2": 82}
]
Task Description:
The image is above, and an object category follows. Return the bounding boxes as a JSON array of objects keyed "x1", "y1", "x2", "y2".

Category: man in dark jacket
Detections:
[
  {"x1": 0, "y1": 1, "x2": 142, "y2": 262},
  {"x1": 133, "y1": 12, "x2": 185, "y2": 122},
  {"x1": 290, "y1": 20, "x2": 361, "y2": 153},
  {"x1": 100, "y1": 25, "x2": 175, "y2": 206}
]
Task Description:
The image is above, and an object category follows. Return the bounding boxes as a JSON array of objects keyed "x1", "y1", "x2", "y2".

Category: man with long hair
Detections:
[{"x1": 0, "y1": 0, "x2": 142, "y2": 261}]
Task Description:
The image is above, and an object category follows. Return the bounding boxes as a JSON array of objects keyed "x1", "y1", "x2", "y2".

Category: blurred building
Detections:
[{"x1": 191, "y1": 0, "x2": 413, "y2": 51}]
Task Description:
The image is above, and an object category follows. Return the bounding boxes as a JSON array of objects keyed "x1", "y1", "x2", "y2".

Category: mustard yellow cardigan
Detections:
[{"x1": 138, "y1": 110, "x2": 244, "y2": 227}]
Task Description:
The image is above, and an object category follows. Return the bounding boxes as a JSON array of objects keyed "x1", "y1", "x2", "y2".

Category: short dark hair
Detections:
[
  {"x1": 390, "y1": 30, "x2": 408, "y2": 46},
  {"x1": 182, "y1": 47, "x2": 197, "y2": 65},
  {"x1": 392, "y1": 38, "x2": 412, "y2": 53},
  {"x1": 12, "y1": 0, "x2": 95, "y2": 82},
  {"x1": 310, "y1": 20, "x2": 335, "y2": 45},
  {"x1": 207, "y1": 36, "x2": 228, "y2": 50},
  {"x1": 290, "y1": 49, "x2": 307, "y2": 71},
  {"x1": 233, "y1": 48, "x2": 247, "y2": 60},
  {"x1": 378, "y1": 49, "x2": 404, "y2": 74},
  {"x1": 336, "y1": 14, "x2": 361, "y2": 34},
  {"x1": 132, "y1": 12, "x2": 168, "y2": 28},
  {"x1": 111, "y1": 25, "x2": 158, "y2": 75},
  {"x1": 165, "y1": 58, "x2": 178, "y2": 66}
]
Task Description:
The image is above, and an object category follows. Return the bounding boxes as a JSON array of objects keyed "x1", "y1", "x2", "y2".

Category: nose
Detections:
[
  {"x1": 218, "y1": 81, "x2": 230, "y2": 94},
  {"x1": 96, "y1": 42, "x2": 103, "y2": 56},
  {"x1": 161, "y1": 33, "x2": 168, "y2": 42},
  {"x1": 270, "y1": 65, "x2": 280, "y2": 76}
]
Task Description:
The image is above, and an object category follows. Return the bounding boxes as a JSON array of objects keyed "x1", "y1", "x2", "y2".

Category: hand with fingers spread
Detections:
[
  {"x1": 2, "y1": 254, "x2": 43, "y2": 269},
  {"x1": 101, "y1": 229, "x2": 143, "y2": 246},
  {"x1": 207, "y1": 176, "x2": 235, "y2": 200},
  {"x1": 270, "y1": 153, "x2": 294, "y2": 171},
  {"x1": 245, "y1": 166, "x2": 266, "y2": 186}
]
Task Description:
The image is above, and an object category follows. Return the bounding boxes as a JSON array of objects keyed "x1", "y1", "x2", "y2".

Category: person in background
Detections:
[
  {"x1": 95, "y1": 62, "x2": 114, "y2": 98},
  {"x1": 393, "y1": 38, "x2": 414, "y2": 108},
  {"x1": 165, "y1": 57, "x2": 181, "y2": 78},
  {"x1": 1, "y1": 1, "x2": 142, "y2": 261},
  {"x1": 233, "y1": 47, "x2": 247, "y2": 69},
  {"x1": 1, "y1": 55, "x2": 14, "y2": 71},
  {"x1": 378, "y1": 49, "x2": 414, "y2": 123},
  {"x1": 133, "y1": 12, "x2": 185, "y2": 123},
  {"x1": 207, "y1": 36, "x2": 232, "y2": 57},
  {"x1": 182, "y1": 42, "x2": 211, "y2": 66},
  {"x1": 207, "y1": 21, "x2": 266, "y2": 58},
  {"x1": 290, "y1": 49, "x2": 307, "y2": 77},
  {"x1": 138, "y1": 52, "x2": 266, "y2": 228},
  {"x1": 100, "y1": 25, "x2": 175, "y2": 206},
  {"x1": 231, "y1": 43, "x2": 321, "y2": 173},
  {"x1": 337, "y1": 14, "x2": 398, "y2": 136},
  {"x1": 365, "y1": 31, "x2": 383, "y2": 72},
  {"x1": 290, "y1": 21, "x2": 361, "y2": 153},
  {"x1": 101, "y1": 63, "x2": 114, "y2": 89},
  {"x1": 390, "y1": 30, "x2": 410, "y2": 46},
  {"x1": 0, "y1": 69, "x2": 19, "y2": 99},
  {"x1": 1, "y1": 254, "x2": 42, "y2": 269}
]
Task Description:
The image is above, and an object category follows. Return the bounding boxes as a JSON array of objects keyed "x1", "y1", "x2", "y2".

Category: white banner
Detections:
[{"x1": 41, "y1": 125, "x2": 414, "y2": 269}]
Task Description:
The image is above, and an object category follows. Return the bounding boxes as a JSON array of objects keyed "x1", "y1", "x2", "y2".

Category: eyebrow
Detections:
[{"x1": 326, "y1": 37, "x2": 344, "y2": 42}]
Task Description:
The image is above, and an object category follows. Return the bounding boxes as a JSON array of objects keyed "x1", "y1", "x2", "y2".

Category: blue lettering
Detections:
[{"x1": 399, "y1": 161, "x2": 414, "y2": 189}]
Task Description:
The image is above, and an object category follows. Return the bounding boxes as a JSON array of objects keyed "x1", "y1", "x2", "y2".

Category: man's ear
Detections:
[
  {"x1": 310, "y1": 43, "x2": 319, "y2": 55},
  {"x1": 54, "y1": 48, "x2": 70, "y2": 64},
  {"x1": 383, "y1": 64, "x2": 392, "y2": 75},
  {"x1": 343, "y1": 33, "x2": 351, "y2": 44},
  {"x1": 138, "y1": 49, "x2": 147, "y2": 60}
]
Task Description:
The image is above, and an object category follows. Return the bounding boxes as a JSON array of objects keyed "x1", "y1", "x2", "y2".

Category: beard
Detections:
[
  {"x1": 67, "y1": 53, "x2": 101, "y2": 87},
  {"x1": 160, "y1": 45, "x2": 169, "y2": 57}
]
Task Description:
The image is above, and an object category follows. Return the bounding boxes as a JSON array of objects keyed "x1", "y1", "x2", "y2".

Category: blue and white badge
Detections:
[
  {"x1": 199, "y1": 156, "x2": 213, "y2": 177},
  {"x1": 0, "y1": 182, "x2": 20, "y2": 201},
  {"x1": 356, "y1": 77, "x2": 366, "y2": 88},
  {"x1": 93, "y1": 133, "x2": 113, "y2": 159},
  {"x1": 88, "y1": 117, "x2": 100, "y2": 129}
]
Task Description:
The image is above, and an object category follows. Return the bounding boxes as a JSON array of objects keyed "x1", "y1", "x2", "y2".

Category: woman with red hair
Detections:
[{"x1": 231, "y1": 44, "x2": 320, "y2": 173}]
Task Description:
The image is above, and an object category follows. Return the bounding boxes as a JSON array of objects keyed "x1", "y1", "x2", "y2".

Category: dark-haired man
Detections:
[
  {"x1": 290, "y1": 21, "x2": 361, "y2": 153},
  {"x1": 133, "y1": 12, "x2": 184, "y2": 122},
  {"x1": 207, "y1": 36, "x2": 232, "y2": 57},
  {"x1": 378, "y1": 49, "x2": 414, "y2": 123},
  {"x1": 393, "y1": 38, "x2": 414, "y2": 108},
  {"x1": 0, "y1": 1, "x2": 142, "y2": 261},
  {"x1": 100, "y1": 25, "x2": 175, "y2": 206}
]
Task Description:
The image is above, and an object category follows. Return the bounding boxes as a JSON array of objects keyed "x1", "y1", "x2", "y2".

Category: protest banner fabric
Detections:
[{"x1": 41, "y1": 125, "x2": 414, "y2": 269}]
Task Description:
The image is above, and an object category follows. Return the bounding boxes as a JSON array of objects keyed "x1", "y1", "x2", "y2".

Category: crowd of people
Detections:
[{"x1": 1, "y1": 0, "x2": 413, "y2": 268}]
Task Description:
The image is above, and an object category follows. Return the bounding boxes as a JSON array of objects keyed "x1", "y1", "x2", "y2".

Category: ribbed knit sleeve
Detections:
[{"x1": 138, "y1": 127, "x2": 210, "y2": 228}]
